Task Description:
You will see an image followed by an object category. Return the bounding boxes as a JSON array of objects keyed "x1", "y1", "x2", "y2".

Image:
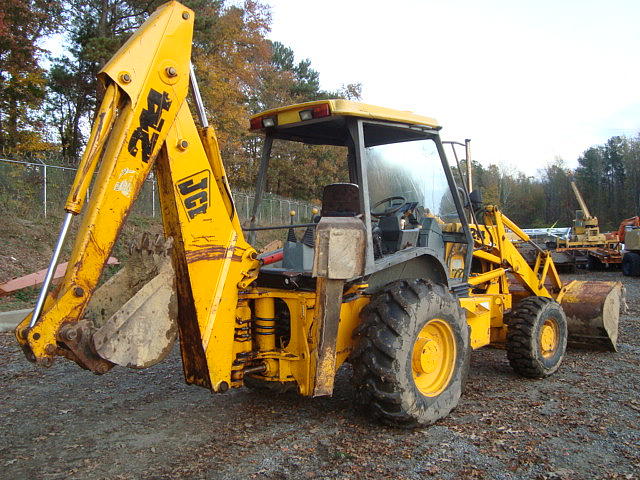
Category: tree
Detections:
[
  {"x1": 191, "y1": 0, "x2": 273, "y2": 186},
  {"x1": 622, "y1": 134, "x2": 640, "y2": 215},
  {"x1": 603, "y1": 136, "x2": 626, "y2": 222},
  {"x1": 43, "y1": 0, "x2": 272, "y2": 166},
  {"x1": 242, "y1": 38, "x2": 360, "y2": 198},
  {"x1": 0, "y1": 0, "x2": 61, "y2": 153},
  {"x1": 575, "y1": 146, "x2": 605, "y2": 219},
  {"x1": 40, "y1": 0, "x2": 359, "y2": 201},
  {"x1": 44, "y1": 0, "x2": 165, "y2": 162}
]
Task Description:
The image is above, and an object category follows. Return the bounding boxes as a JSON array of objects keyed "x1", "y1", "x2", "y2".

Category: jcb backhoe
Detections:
[{"x1": 16, "y1": 1, "x2": 623, "y2": 427}]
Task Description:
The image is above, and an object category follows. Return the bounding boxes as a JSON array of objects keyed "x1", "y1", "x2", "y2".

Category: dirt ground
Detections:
[{"x1": 1, "y1": 270, "x2": 638, "y2": 480}]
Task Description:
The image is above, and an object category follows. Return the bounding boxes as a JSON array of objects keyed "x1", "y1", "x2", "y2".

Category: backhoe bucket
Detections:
[
  {"x1": 85, "y1": 234, "x2": 178, "y2": 368},
  {"x1": 560, "y1": 280, "x2": 624, "y2": 351}
]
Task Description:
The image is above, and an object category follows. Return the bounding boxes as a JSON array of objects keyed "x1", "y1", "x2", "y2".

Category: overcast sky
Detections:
[{"x1": 264, "y1": 0, "x2": 640, "y2": 175}]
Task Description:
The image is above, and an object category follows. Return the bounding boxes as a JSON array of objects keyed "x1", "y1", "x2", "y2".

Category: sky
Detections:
[{"x1": 263, "y1": 0, "x2": 640, "y2": 175}]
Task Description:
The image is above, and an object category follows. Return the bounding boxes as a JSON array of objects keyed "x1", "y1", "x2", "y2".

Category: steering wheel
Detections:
[{"x1": 371, "y1": 195, "x2": 408, "y2": 218}]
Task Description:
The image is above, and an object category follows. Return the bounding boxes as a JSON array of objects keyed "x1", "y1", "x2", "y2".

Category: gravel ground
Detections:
[{"x1": 1, "y1": 270, "x2": 638, "y2": 480}]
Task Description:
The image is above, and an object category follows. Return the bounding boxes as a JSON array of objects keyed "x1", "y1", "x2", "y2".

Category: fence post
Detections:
[
  {"x1": 43, "y1": 164, "x2": 47, "y2": 218},
  {"x1": 151, "y1": 175, "x2": 156, "y2": 217}
]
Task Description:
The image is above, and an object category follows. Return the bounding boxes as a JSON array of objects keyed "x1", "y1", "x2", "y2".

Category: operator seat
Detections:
[
  {"x1": 282, "y1": 183, "x2": 361, "y2": 273},
  {"x1": 320, "y1": 183, "x2": 361, "y2": 217}
]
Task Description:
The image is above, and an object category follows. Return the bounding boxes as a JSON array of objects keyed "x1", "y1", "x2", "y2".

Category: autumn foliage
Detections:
[
  {"x1": 4, "y1": 1, "x2": 640, "y2": 230},
  {"x1": 0, "y1": 0, "x2": 61, "y2": 153},
  {"x1": 0, "y1": 0, "x2": 359, "y2": 202}
]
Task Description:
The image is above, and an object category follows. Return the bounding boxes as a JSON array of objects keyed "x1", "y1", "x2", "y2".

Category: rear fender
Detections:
[{"x1": 365, "y1": 254, "x2": 448, "y2": 294}]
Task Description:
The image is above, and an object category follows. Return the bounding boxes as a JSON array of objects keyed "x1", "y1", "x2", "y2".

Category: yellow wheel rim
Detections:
[
  {"x1": 540, "y1": 318, "x2": 559, "y2": 358},
  {"x1": 411, "y1": 319, "x2": 456, "y2": 397}
]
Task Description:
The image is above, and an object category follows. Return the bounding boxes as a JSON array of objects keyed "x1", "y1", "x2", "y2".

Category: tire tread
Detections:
[
  {"x1": 351, "y1": 279, "x2": 469, "y2": 428},
  {"x1": 506, "y1": 296, "x2": 567, "y2": 379}
]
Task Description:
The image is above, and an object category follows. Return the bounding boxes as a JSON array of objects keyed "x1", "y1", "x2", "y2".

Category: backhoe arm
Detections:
[{"x1": 16, "y1": 1, "x2": 259, "y2": 391}]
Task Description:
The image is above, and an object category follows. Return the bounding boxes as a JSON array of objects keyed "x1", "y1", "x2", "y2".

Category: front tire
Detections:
[
  {"x1": 506, "y1": 297, "x2": 567, "y2": 378},
  {"x1": 587, "y1": 255, "x2": 602, "y2": 271},
  {"x1": 351, "y1": 279, "x2": 470, "y2": 428},
  {"x1": 622, "y1": 252, "x2": 640, "y2": 276}
]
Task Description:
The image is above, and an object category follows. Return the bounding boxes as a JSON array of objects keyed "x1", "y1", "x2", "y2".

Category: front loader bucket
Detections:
[
  {"x1": 85, "y1": 234, "x2": 178, "y2": 368},
  {"x1": 560, "y1": 280, "x2": 624, "y2": 351}
]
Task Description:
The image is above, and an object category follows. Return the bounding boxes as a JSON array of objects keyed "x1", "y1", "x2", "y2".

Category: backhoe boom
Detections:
[{"x1": 16, "y1": 1, "x2": 258, "y2": 391}]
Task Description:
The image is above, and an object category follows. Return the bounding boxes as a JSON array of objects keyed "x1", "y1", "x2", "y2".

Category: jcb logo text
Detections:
[{"x1": 177, "y1": 171, "x2": 210, "y2": 220}]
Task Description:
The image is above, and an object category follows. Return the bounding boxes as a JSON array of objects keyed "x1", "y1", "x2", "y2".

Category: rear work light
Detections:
[
  {"x1": 249, "y1": 115, "x2": 277, "y2": 130},
  {"x1": 299, "y1": 103, "x2": 330, "y2": 121},
  {"x1": 299, "y1": 109, "x2": 313, "y2": 121},
  {"x1": 262, "y1": 116, "x2": 276, "y2": 128}
]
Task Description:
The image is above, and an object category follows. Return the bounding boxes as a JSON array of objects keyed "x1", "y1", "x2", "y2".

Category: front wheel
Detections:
[
  {"x1": 622, "y1": 252, "x2": 640, "y2": 276},
  {"x1": 351, "y1": 279, "x2": 470, "y2": 428},
  {"x1": 506, "y1": 297, "x2": 567, "y2": 378},
  {"x1": 587, "y1": 255, "x2": 602, "y2": 271}
]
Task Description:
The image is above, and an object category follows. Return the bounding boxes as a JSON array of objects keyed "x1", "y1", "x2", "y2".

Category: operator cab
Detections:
[{"x1": 247, "y1": 100, "x2": 473, "y2": 294}]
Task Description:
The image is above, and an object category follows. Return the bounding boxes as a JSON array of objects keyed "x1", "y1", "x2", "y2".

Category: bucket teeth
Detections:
[{"x1": 84, "y1": 233, "x2": 178, "y2": 368}]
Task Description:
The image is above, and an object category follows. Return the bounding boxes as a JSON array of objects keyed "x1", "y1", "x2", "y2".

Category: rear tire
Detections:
[
  {"x1": 351, "y1": 279, "x2": 470, "y2": 428},
  {"x1": 622, "y1": 252, "x2": 640, "y2": 276},
  {"x1": 587, "y1": 255, "x2": 602, "y2": 271},
  {"x1": 506, "y1": 297, "x2": 567, "y2": 378}
]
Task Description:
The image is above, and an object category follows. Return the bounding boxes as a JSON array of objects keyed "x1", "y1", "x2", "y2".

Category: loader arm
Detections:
[
  {"x1": 16, "y1": 1, "x2": 259, "y2": 391},
  {"x1": 470, "y1": 206, "x2": 562, "y2": 298},
  {"x1": 469, "y1": 205, "x2": 622, "y2": 351}
]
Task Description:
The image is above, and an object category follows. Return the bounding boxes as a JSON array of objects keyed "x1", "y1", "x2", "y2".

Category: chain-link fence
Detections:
[{"x1": 0, "y1": 158, "x2": 316, "y2": 224}]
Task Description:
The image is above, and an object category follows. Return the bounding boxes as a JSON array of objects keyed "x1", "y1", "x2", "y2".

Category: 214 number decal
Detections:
[
  {"x1": 177, "y1": 171, "x2": 210, "y2": 220},
  {"x1": 128, "y1": 89, "x2": 172, "y2": 163}
]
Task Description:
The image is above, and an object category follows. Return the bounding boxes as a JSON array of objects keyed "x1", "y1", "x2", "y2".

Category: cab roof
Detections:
[
  {"x1": 249, "y1": 99, "x2": 440, "y2": 146},
  {"x1": 250, "y1": 99, "x2": 439, "y2": 129}
]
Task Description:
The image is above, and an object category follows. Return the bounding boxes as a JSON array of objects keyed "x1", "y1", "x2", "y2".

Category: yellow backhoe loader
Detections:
[{"x1": 15, "y1": 1, "x2": 623, "y2": 427}]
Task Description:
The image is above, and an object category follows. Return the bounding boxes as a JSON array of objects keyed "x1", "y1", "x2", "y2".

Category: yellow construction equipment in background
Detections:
[
  {"x1": 15, "y1": 1, "x2": 623, "y2": 427},
  {"x1": 563, "y1": 181, "x2": 610, "y2": 246},
  {"x1": 554, "y1": 181, "x2": 621, "y2": 269}
]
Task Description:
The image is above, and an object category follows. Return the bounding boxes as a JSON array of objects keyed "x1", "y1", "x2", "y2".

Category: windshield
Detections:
[{"x1": 364, "y1": 134, "x2": 459, "y2": 222}]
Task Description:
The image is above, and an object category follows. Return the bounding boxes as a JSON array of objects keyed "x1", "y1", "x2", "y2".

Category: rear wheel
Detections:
[
  {"x1": 351, "y1": 279, "x2": 469, "y2": 428},
  {"x1": 506, "y1": 297, "x2": 567, "y2": 378},
  {"x1": 622, "y1": 252, "x2": 640, "y2": 276},
  {"x1": 587, "y1": 255, "x2": 602, "y2": 271}
]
